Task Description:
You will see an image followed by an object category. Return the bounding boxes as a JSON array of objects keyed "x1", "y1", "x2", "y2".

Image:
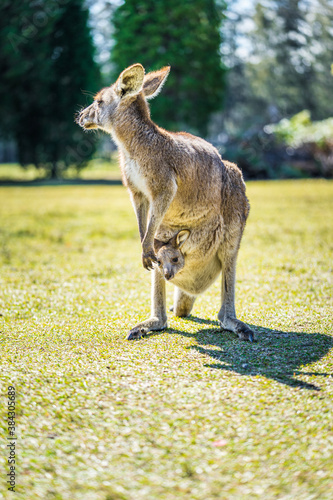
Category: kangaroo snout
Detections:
[
  {"x1": 76, "y1": 105, "x2": 97, "y2": 129},
  {"x1": 164, "y1": 268, "x2": 174, "y2": 281}
]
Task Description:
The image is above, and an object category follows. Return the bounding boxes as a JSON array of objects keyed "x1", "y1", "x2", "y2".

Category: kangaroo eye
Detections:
[
  {"x1": 172, "y1": 257, "x2": 178, "y2": 263},
  {"x1": 157, "y1": 260, "x2": 162, "y2": 266},
  {"x1": 97, "y1": 100, "x2": 103, "y2": 105}
]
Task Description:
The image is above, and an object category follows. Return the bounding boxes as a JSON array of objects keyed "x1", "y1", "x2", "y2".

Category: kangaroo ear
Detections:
[
  {"x1": 115, "y1": 64, "x2": 145, "y2": 98},
  {"x1": 176, "y1": 230, "x2": 190, "y2": 248},
  {"x1": 143, "y1": 66, "x2": 170, "y2": 100},
  {"x1": 153, "y1": 238, "x2": 165, "y2": 254}
]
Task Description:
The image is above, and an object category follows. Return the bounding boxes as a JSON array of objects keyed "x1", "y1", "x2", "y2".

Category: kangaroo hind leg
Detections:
[{"x1": 218, "y1": 239, "x2": 254, "y2": 342}]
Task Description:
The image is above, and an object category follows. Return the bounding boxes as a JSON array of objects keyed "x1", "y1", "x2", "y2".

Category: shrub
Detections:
[{"x1": 268, "y1": 111, "x2": 333, "y2": 177}]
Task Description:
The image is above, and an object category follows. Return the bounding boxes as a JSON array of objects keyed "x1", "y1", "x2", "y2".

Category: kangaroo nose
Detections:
[
  {"x1": 77, "y1": 105, "x2": 95, "y2": 127},
  {"x1": 78, "y1": 111, "x2": 87, "y2": 127},
  {"x1": 164, "y1": 269, "x2": 173, "y2": 280}
]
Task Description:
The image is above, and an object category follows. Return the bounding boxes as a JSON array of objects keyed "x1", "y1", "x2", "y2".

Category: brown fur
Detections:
[{"x1": 76, "y1": 64, "x2": 254, "y2": 342}]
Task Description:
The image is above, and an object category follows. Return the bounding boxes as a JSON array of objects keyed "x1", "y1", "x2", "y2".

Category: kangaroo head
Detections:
[
  {"x1": 76, "y1": 64, "x2": 170, "y2": 133},
  {"x1": 154, "y1": 230, "x2": 190, "y2": 281}
]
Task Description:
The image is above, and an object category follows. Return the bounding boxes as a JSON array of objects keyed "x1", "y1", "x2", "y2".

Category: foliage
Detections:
[
  {"x1": 270, "y1": 110, "x2": 333, "y2": 148},
  {"x1": 269, "y1": 110, "x2": 333, "y2": 177},
  {"x1": 111, "y1": 0, "x2": 226, "y2": 135},
  {"x1": 0, "y1": 180, "x2": 332, "y2": 498},
  {"x1": 216, "y1": 0, "x2": 333, "y2": 180},
  {"x1": 222, "y1": 128, "x2": 304, "y2": 180},
  {"x1": 221, "y1": 0, "x2": 333, "y2": 134},
  {"x1": 0, "y1": 0, "x2": 101, "y2": 178}
]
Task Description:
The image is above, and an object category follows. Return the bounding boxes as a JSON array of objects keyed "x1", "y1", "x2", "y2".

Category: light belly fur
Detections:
[
  {"x1": 125, "y1": 158, "x2": 150, "y2": 198},
  {"x1": 171, "y1": 255, "x2": 222, "y2": 295}
]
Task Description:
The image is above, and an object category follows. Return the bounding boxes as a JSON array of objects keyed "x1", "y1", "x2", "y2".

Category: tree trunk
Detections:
[{"x1": 50, "y1": 161, "x2": 58, "y2": 179}]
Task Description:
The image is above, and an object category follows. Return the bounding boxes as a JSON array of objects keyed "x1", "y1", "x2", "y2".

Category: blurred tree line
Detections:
[
  {"x1": 221, "y1": 0, "x2": 333, "y2": 178},
  {"x1": 0, "y1": 0, "x2": 332, "y2": 179},
  {"x1": 111, "y1": 0, "x2": 226, "y2": 135},
  {"x1": 0, "y1": 0, "x2": 101, "y2": 178}
]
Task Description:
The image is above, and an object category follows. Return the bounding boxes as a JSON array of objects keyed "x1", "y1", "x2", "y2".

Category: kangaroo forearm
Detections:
[
  {"x1": 142, "y1": 213, "x2": 160, "y2": 250},
  {"x1": 136, "y1": 200, "x2": 149, "y2": 242},
  {"x1": 141, "y1": 211, "x2": 161, "y2": 270},
  {"x1": 142, "y1": 185, "x2": 177, "y2": 251},
  {"x1": 130, "y1": 192, "x2": 149, "y2": 242}
]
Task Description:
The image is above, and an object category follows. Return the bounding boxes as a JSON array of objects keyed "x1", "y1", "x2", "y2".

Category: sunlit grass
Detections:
[
  {"x1": 0, "y1": 156, "x2": 121, "y2": 182},
  {"x1": 0, "y1": 179, "x2": 332, "y2": 499},
  {"x1": 0, "y1": 163, "x2": 48, "y2": 181}
]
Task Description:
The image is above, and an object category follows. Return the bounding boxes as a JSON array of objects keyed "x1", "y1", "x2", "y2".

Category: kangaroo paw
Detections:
[{"x1": 142, "y1": 249, "x2": 157, "y2": 271}]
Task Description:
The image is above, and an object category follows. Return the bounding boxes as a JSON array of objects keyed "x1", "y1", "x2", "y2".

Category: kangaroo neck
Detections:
[{"x1": 112, "y1": 97, "x2": 160, "y2": 158}]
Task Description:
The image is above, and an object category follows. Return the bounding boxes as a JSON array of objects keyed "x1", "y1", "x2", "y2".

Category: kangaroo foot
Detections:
[
  {"x1": 127, "y1": 317, "x2": 167, "y2": 340},
  {"x1": 236, "y1": 323, "x2": 254, "y2": 342},
  {"x1": 127, "y1": 326, "x2": 147, "y2": 340},
  {"x1": 219, "y1": 316, "x2": 254, "y2": 342}
]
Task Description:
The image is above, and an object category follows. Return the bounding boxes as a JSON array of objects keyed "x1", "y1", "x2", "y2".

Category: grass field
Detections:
[
  {"x1": 0, "y1": 179, "x2": 332, "y2": 499},
  {"x1": 0, "y1": 158, "x2": 121, "y2": 182}
]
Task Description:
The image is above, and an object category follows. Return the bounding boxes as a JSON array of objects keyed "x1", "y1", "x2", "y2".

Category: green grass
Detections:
[
  {"x1": 0, "y1": 157, "x2": 121, "y2": 181},
  {"x1": 0, "y1": 179, "x2": 332, "y2": 499}
]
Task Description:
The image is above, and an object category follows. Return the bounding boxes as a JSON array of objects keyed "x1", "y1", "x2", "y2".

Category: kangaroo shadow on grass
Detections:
[{"x1": 162, "y1": 316, "x2": 333, "y2": 391}]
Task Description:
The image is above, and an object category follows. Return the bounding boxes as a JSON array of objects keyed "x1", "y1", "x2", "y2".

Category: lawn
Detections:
[
  {"x1": 0, "y1": 179, "x2": 332, "y2": 499},
  {"x1": 0, "y1": 157, "x2": 121, "y2": 182}
]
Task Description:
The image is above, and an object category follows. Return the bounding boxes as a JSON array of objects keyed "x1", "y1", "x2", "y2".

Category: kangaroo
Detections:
[
  {"x1": 77, "y1": 63, "x2": 254, "y2": 342},
  {"x1": 154, "y1": 229, "x2": 190, "y2": 281}
]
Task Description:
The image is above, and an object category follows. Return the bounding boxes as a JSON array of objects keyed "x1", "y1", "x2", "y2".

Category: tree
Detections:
[
  {"x1": 249, "y1": 0, "x2": 317, "y2": 118},
  {"x1": 224, "y1": 0, "x2": 333, "y2": 130},
  {"x1": 111, "y1": 0, "x2": 227, "y2": 135},
  {"x1": 0, "y1": 0, "x2": 101, "y2": 178}
]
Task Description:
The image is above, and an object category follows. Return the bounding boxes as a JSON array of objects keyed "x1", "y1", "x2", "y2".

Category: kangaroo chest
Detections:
[{"x1": 124, "y1": 158, "x2": 150, "y2": 198}]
